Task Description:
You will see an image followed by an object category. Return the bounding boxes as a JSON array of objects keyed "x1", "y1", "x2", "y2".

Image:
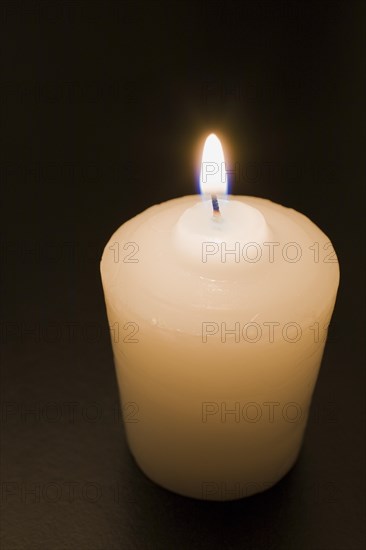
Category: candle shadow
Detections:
[{"x1": 115, "y1": 438, "x2": 306, "y2": 549}]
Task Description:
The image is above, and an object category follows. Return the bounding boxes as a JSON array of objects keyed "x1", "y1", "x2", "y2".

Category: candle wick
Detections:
[{"x1": 211, "y1": 194, "x2": 221, "y2": 217}]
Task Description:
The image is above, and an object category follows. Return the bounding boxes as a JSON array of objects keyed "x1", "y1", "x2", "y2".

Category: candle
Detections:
[{"x1": 100, "y1": 135, "x2": 339, "y2": 501}]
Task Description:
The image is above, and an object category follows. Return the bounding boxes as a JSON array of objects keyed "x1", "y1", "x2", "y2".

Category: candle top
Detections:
[
  {"x1": 174, "y1": 198, "x2": 271, "y2": 272},
  {"x1": 101, "y1": 195, "x2": 339, "y2": 334},
  {"x1": 101, "y1": 135, "x2": 339, "y2": 334}
]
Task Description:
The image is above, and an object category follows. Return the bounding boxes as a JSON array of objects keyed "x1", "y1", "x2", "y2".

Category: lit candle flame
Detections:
[{"x1": 199, "y1": 134, "x2": 227, "y2": 196}]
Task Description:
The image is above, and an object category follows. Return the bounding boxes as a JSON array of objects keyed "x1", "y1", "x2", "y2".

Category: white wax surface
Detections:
[
  {"x1": 100, "y1": 195, "x2": 339, "y2": 500},
  {"x1": 174, "y1": 198, "x2": 271, "y2": 270}
]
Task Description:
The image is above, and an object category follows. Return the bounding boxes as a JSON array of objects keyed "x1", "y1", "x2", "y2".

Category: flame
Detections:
[{"x1": 199, "y1": 134, "x2": 227, "y2": 195}]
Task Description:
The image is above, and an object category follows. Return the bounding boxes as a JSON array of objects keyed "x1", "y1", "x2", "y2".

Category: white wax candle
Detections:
[{"x1": 100, "y1": 136, "x2": 339, "y2": 501}]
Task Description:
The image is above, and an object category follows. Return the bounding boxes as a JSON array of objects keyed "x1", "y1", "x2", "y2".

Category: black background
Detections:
[{"x1": 1, "y1": 1, "x2": 365, "y2": 549}]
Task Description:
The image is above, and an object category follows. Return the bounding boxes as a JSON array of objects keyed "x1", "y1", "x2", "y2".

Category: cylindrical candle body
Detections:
[{"x1": 100, "y1": 195, "x2": 339, "y2": 501}]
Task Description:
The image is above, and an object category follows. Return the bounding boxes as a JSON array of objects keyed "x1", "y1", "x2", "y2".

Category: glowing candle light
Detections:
[{"x1": 100, "y1": 134, "x2": 339, "y2": 501}]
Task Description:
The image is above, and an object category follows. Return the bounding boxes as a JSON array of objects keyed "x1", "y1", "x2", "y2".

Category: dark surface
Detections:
[{"x1": 0, "y1": 1, "x2": 365, "y2": 549}]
